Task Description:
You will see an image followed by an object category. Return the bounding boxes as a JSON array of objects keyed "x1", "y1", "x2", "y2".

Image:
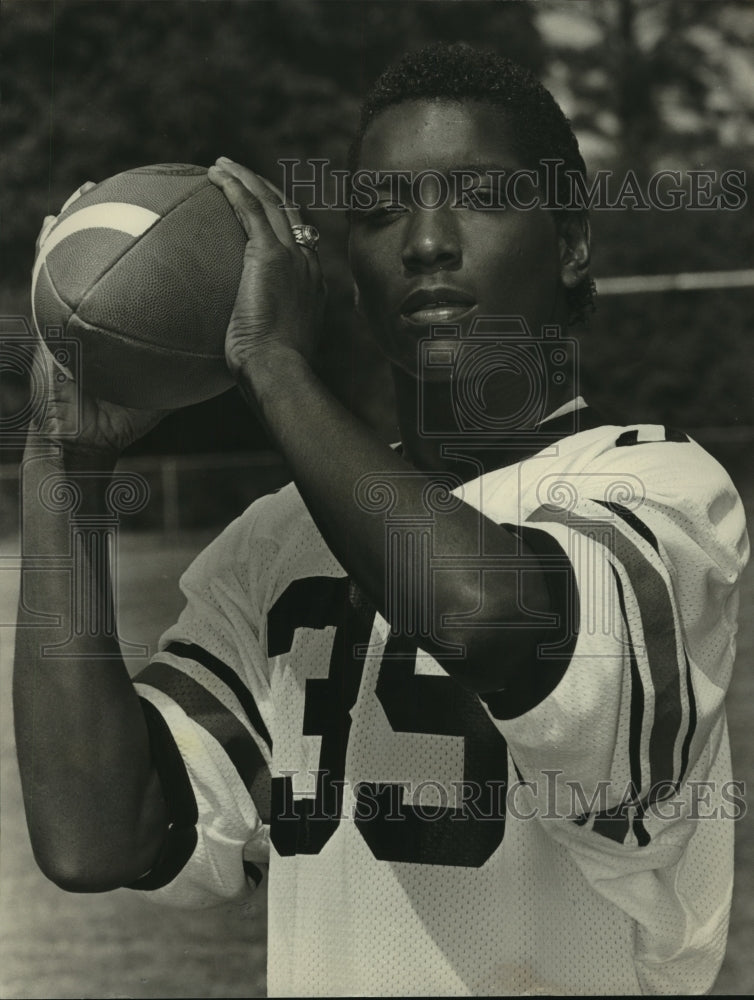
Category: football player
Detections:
[{"x1": 15, "y1": 43, "x2": 749, "y2": 996}]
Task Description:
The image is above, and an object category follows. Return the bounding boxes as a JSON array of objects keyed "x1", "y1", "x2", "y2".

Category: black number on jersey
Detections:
[
  {"x1": 267, "y1": 576, "x2": 508, "y2": 866},
  {"x1": 267, "y1": 576, "x2": 373, "y2": 856},
  {"x1": 355, "y1": 632, "x2": 508, "y2": 866}
]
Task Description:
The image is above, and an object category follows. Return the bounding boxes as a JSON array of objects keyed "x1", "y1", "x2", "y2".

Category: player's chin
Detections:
[
  {"x1": 374, "y1": 331, "x2": 455, "y2": 384},
  {"x1": 380, "y1": 344, "x2": 438, "y2": 383}
]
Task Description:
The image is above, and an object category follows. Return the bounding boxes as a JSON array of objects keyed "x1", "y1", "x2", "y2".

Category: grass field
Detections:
[{"x1": 1, "y1": 455, "x2": 752, "y2": 997}]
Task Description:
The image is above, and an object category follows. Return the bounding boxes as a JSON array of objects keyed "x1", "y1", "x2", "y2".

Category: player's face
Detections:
[{"x1": 348, "y1": 99, "x2": 571, "y2": 380}]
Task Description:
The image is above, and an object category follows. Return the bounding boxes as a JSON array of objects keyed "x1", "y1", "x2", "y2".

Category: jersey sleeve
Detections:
[
  {"x1": 129, "y1": 494, "x2": 280, "y2": 908},
  {"x1": 479, "y1": 439, "x2": 748, "y2": 838},
  {"x1": 476, "y1": 439, "x2": 749, "y2": 990}
]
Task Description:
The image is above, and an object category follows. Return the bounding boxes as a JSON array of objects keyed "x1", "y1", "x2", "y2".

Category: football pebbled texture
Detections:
[{"x1": 32, "y1": 164, "x2": 247, "y2": 408}]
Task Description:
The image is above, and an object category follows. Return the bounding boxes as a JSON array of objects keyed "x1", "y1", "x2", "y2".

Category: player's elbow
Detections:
[
  {"x1": 437, "y1": 626, "x2": 540, "y2": 696},
  {"x1": 32, "y1": 834, "x2": 162, "y2": 893},
  {"x1": 433, "y1": 574, "x2": 553, "y2": 695},
  {"x1": 28, "y1": 800, "x2": 167, "y2": 893},
  {"x1": 29, "y1": 835, "x2": 120, "y2": 892},
  {"x1": 38, "y1": 855, "x2": 120, "y2": 893}
]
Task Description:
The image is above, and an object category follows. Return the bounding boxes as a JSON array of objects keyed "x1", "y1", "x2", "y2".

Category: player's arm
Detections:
[
  {"x1": 210, "y1": 160, "x2": 551, "y2": 701},
  {"x1": 13, "y1": 339, "x2": 170, "y2": 892}
]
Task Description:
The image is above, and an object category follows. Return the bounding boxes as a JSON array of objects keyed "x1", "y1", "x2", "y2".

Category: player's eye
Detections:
[
  {"x1": 374, "y1": 201, "x2": 409, "y2": 217},
  {"x1": 454, "y1": 187, "x2": 504, "y2": 211},
  {"x1": 356, "y1": 202, "x2": 409, "y2": 225}
]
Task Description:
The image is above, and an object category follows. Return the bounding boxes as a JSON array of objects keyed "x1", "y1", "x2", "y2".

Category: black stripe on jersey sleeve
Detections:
[
  {"x1": 126, "y1": 698, "x2": 198, "y2": 891},
  {"x1": 609, "y1": 563, "x2": 645, "y2": 800},
  {"x1": 164, "y1": 640, "x2": 272, "y2": 751},
  {"x1": 595, "y1": 499, "x2": 660, "y2": 552},
  {"x1": 479, "y1": 524, "x2": 578, "y2": 720},
  {"x1": 593, "y1": 503, "x2": 695, "y2": 797},
  {"x1": 529, "y1": 502, "x2": 689, "y2": 795},
  {"x1": 577, "y1": 564, "x2": 697, "y2": 848},
  {"x1": 678, "y1": 651, "x2": 698, "y2": 784},
  {"x1": 571, "y1": 565, "x2": 654, "y2": 848},
  {"x1": 135, "y1": 660, "x2": 271, "y2": 823},
  {"x1": 605, "y1": 563, "x2": 652, "y2": 846}
]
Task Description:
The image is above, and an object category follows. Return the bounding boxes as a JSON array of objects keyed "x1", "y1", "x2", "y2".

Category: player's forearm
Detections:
[
  {"x1": 238, "y1": 350, "x2": 548, "y2": 693},
  {"x1": 13, "y1": 443, "x2": 167, "y2": 891}
]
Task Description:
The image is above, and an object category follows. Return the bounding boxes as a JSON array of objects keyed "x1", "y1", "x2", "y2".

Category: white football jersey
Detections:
[{"x1": 132, "y1": 417, "x2": 748, "y2": 996}]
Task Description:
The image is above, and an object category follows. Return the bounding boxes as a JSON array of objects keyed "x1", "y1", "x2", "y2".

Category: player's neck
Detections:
[{"x1": 393, "y1": 366, "x2": 578, "y2": 479}]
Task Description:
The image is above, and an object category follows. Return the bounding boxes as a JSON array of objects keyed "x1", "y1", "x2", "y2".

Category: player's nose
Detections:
[{"x1": 401, "y1": 200, "x2": 462, "y2": 274}]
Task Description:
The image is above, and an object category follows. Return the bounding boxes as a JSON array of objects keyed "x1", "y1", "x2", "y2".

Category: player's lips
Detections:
[{"x1": 399, "y1": 287, "x2": 477, "y2": 325}]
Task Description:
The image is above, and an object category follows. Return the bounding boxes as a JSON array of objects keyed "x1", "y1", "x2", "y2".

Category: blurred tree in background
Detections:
[
  {"x1": 539, "y1": 0, "x2": 754, "y2": 166},
  {"x1": 535, "y1": 0, "x2": 754, "y2": 428},
  {"x1": 2, "y1": 0, "x2": 752, "y2": 457}
]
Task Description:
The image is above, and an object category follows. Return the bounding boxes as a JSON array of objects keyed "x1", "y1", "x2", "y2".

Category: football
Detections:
[{"x1": 31, "y1": 163, "x2": 247, "y2": 409}]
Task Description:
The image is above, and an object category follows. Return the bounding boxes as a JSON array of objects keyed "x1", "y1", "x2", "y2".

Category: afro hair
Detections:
[{"x1": 349, "y1": 43, "x2": 596, "y2": 325}]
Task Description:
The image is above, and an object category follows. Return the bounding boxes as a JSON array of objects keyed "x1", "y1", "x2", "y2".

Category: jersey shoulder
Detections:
[
  {"x1": 581, "y1": 425, "x2": 749, "y2": 575},
  {"x1": 587, "y1": 423, "x2": 734, "y2": 497},
  {"x1": 177, "y1": 481, "x2": 339, "y2": 611}
]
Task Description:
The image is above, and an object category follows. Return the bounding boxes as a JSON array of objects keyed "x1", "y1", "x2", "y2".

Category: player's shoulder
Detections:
[
  {"x1": 178, "y1": 482, "x2": 324, "y2": 595},
  {"x1": 585, "y1": 422, "x2": 740, "y2": 508},
  {"x1": 488, "y1": 416, "x2": 736, "y2": 511},
  {"x1": 566, "y1": 420, "x2": 749, "y2": 573},
  {"x1": 233, "y1": 480, "x2": 311, "y2": 539}
]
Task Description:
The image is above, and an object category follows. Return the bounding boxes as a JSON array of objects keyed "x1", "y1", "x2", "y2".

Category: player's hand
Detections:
[
  {"x1": 28, "y1": 340, "x2": 171, "y2": 461},
  {"x1": 207, "y1": 157, "x2": 326, "y2": 380}
]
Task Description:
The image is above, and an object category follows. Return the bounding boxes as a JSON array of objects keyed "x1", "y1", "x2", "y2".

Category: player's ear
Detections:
[{"x1": 558, "y1": 211, "x2": 591, "y2": 290}]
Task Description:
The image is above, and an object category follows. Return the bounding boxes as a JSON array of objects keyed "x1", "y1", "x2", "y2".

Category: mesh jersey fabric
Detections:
[{"x1": 132, "y1": 421, "x2": 749, "y2": 996}]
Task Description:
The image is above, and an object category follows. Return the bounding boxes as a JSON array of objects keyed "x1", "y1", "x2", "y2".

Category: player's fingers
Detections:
[
  {"x1": 257, "y1": 175, "x2": 305, "y2": 232},
  {"x1": 212, "y1": 158, "x2": 296, "y2": 249},
  {"x1": 256, "y1": 175, "x2": 323, "y2": 278},
  {"x1": 220, "y1": 165, "x2": 323, "y2": 288},
  {"x1": 254, "y1": 176, "x2": 323, "y2": 287},
  {"x1": 208, "y1": 166, "x2": 281, "y2": 253},
  {"x1": 207, "y1": 165, "x2": 282, "y2": 250},
  {"x1": 257, "y1": 175, "x2": 327, "y2": 293}
]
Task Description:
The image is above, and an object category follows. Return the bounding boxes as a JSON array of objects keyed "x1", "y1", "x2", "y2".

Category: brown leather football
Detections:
[{"x1": 32, "y1": 164, "x2": 246, "y2": 408}]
